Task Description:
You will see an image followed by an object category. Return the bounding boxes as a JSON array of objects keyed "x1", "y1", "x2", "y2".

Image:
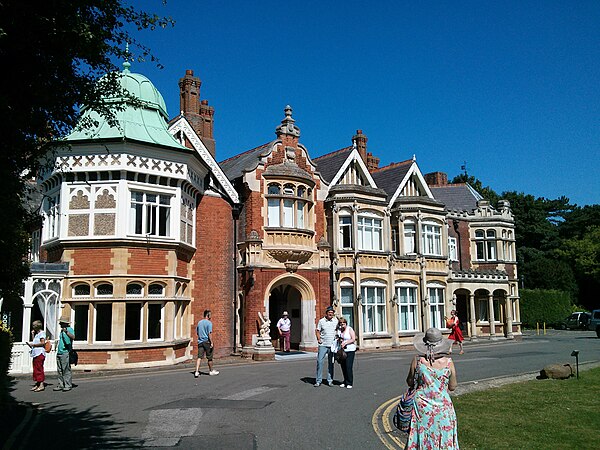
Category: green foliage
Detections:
[
  {"x1": 455, "y1": 367, "x2": 600, "y2": 449},
  {"x1": 0, "y1": 1, "x2": 174, "y2": 298},
  {"x1": 0, "y1": 324, "x2": 14, "y2": 401},
  {"x1": 519, "y1": 289, "x2": 572, "y2": 328}
]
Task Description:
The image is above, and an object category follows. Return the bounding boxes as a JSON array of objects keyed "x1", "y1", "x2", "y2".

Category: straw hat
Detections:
[
  {"x1": 58, "y1": 312, "x2": 71, "y2": 325},
  {"x1": 413, "y1": 327, "x2": 452, "y2": 356}
]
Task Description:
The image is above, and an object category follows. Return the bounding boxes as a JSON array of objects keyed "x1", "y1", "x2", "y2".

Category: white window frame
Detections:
[
  {"x1": 361, "y1": 280, "x2": 387, "y2": 334},
  {"x1": 448, "y1": 237, "x2": 458, "y2": 261},
  {"x1": 73, "y1": 283, "x2": 91, "y2": 298},
  {"x1": 266, "y1": 182, "x2": 312, "y2": 230},
  {"x1": 421, "y1": 222, "x2": 442, "y2": 256},
  {"x1": 340, "y1": 281, "x2": 355, "y2": 330},
  {"x1": 93, "y1": 302, "x2": 113, "y2": 343},
  {"x1": 428, "y1": 284, "x2": 446, "y2": 329},
  {"x1": 129, "y1": 189, "x2": 172, "y2": 237},
  {"x1": 126, "y1": 282, "x2": 144, "y2": 297},
  {"x1": 396, "y1": 282, "x2": 418, "y2": 332},
  {"x1": 148, "y1": 283, "x2": 166, "y2": 297},
  {"x1": 95, "y1": 283, "x2": 114, "y2": 298},
  {"x1": 477, "y1": 298, "x2": 489, "y2": 322},
  {"x1": 43, "y1": 192, "x2": 61, "y2": 241},
  {"x1": 72, "y1": 303, "x2": 90, "y2": 343},
  {"x1": 339, "y1": 214, "x2": 353, "y2": 250},
  {"x1": 403, "y1": 221, "x2": 416, "y2": 254},
  {"x1": 358, "y1": 214, "x2": 383, "y2": 251}
]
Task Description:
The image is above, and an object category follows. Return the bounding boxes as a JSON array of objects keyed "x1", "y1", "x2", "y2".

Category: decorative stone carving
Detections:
[
  {"x1": 258, "y1": 311, "x2": 271, "y2": 339},
  {"x1": 95, "y1": 189, "x2": 116, "y2": 209},
  {"x1": 267, "y1": 249, "x2": 312, "y2": 266},
  {"x1": 69, "y1": 190, "x2": 90, "y2": 210},
  {"x1": 247, "y1": 230, "x2": 262, "y2": 242},
  {"x1": 275, "y1": 105, "x2": 301, "y2": 138}
]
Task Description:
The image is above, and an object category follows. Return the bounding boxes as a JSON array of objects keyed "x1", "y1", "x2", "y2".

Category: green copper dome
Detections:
[{"x1": 65, "y1": 62, "x2": 186, "y2": 150}]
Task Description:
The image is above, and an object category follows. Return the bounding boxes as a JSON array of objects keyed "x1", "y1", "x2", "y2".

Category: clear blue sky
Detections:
[{"x1": 129, "y1": 1, "x2": 599, "y2": 206}]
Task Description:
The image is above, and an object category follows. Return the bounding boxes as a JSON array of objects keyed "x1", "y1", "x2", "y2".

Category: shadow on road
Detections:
[{"x1": 1, "y1": 376, "x2": 141, "y2": 449}]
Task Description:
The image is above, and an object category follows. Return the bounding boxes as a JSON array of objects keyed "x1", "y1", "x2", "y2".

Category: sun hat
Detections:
[
  {"x1": 325, "y1": 306, "x2": 334, "y2": 312},
  {"x1": 58, "y1": 312, "x2": 71, "y2": 324},
  {"x1": 282, "y1": 311, "x2": 288, "y2": 316},
  {"x1": 413, "y1": 328, "x2": 452, "y2": 360}
]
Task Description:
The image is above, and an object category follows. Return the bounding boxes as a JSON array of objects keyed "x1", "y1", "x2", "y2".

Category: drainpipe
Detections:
[
  {"x1": 453, "y1": 219, "x2": 462, "y2": 271},
  {"x1": 231, "y1": 203, "x2": 242, "y2": 354}
]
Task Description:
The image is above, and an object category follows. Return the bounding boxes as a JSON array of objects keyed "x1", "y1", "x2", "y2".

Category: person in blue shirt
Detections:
[
  {"x1": 194, "y1": 310, "x2": 219, "y2": 378},
  {"x1": 54, "y1": 314, "x2": 75, "y2": 391}
]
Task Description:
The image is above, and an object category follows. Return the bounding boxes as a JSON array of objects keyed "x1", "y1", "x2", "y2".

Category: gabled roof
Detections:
[
  {"x1": 168, "y1": 116, "x2": 239, "y2": 203},
  {"x1": 219, "y1": 142, "x2": 274, "y2": 181},
  {"x1": 371, "y1": 160, "x2": 413, "y2": 198},
  {"x1": 313, "y1": 146, "x2": 353, "y2": 183},
  {"x1": 430, "y1": 183, "x2": 483, "y2": 213}
]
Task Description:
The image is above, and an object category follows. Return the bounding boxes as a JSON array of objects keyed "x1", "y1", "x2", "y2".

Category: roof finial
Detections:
[
  {"x1": 412, "y1": 154, "x2": 416, "y2": 162},
  {"x1": 123, "y1": 42, "x2": 131, "y2": 73},
  {"x1": 275, "y1": 104, "x2": 300, "y2": 138}
]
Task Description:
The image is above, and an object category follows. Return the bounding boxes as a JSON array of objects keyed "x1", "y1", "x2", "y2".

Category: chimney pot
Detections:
[
  {"x1": 357, "y1": 129, "x2": 362, "y2": 134},
  {"x1": 186, "y1": 69, "x2": 194, "y2": 76},
  {"x1": 201, "y1": 100, "x2": 208, "y2": 105}
]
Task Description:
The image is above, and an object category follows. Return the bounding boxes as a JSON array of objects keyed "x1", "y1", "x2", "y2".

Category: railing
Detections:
[{"x1": 10, "y1": 341, "x2": 58, "y2": 374}]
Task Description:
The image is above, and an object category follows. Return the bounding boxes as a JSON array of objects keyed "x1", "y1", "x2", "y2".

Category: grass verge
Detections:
[{"x1": 454, "y1": 367, "x2": 600, "y2": 449}]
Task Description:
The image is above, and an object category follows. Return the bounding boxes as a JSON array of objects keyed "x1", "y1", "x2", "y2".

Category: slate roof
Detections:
[
  {"x1": 219, "y1": 142, "x2": 274, "y2": 180},
  {"x1": 370, "y1": 160, "x2": 413, "y2": 198},
  {"x1": 312, "y1": 146, "x2": 353, "y2": 183},
  {"x1": 430, "y1": 183, "x2": 482, "y2": 213}
]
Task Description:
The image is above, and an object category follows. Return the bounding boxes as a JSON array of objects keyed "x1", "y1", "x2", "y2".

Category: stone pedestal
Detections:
[{"x1": 252, "y1": 337, "x2": 275, "y2": 361}]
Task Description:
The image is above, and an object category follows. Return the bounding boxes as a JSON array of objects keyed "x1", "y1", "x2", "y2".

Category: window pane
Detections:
[
  {"x1": 149, "y1": 284, "x2": 164, "y2": 296},
  {"x1": 74, "y1": 304, "x2": 89, "y2": 342},
  {"x1": 268, "y1": 184, "x2": 280, "y2": 195},
  {"x1": 148, "y1": 304, "x2": 163, "y2": 339},
  {"x1": 340, "y1": 216, "x2": 352, "y2": 249},
  {"x1": 74, "y1": 284, "x2": 90, "y2": 296},
  {"x1": 283, "y1": 199, "x2": 294, "y2": 227},
  {"x1": 127, "y1": 283, "x2": 143, "y2": 296},
  {"x1": 96, "y1": 283, "x2": 113, "y2": 296},
  {"x1": 297, "y1": 201, "x2": 305, "y2": 228},
  {"x1": 158, "y1": 205, "x2": 170, "y2": 236},
  {"x1": 341, "y1": 306, "x2": 354, "y2": 330},
  {"x1": 125, "y1": 303, "x2": 141, "y2": 341},
  {"x1": 268, "y1": 199, "x2": 280, "y2": 226},
  {"x1": 95, "y1": 303, "x2": 112, "y2": 341}
]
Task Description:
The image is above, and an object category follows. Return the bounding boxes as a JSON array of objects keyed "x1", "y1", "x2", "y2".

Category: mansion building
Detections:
[{"x1": 3, "y1": 65, "x2": 520, "y2": 373}]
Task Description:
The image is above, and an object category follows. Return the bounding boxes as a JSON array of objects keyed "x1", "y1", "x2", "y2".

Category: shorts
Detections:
[{"x1": 197, "y1": 341, "x2": 213, "y2": 361}]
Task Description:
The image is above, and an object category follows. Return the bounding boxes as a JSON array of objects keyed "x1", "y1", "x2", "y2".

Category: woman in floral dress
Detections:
[{"x1": 405, "y1": 328, "x2": 459, "y2": 449}]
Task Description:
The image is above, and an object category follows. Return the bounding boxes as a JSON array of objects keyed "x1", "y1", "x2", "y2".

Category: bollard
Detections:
[
  {"x1": 544, "y1": 322, "x2": 546, "y2": 335},
  {"x1": 536, "y1": 322, "x2": 540, "y2": 335}
]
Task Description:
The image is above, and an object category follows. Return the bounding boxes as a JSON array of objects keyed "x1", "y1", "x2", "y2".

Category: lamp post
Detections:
[{"x1": 571, "y1": 350, "x2": 580, "y2": 379}]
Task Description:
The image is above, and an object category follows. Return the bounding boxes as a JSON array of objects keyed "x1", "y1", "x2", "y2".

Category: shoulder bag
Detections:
[
  {"x1": 44, "y1": 339, "x2": 52, "y2": 353},
  {"x1": 393, "y1": 359, "x2": 418, "y2": 433},
  {"x1": 61, "y1": 331, "x2": 78, "y2": 366}
]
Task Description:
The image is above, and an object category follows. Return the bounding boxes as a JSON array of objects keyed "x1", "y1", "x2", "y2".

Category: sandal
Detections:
[{"x1": 34, "y1": 386, "x2": 45, "y2": 392}]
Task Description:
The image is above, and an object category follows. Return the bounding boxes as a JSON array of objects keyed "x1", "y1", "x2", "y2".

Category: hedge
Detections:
[{"x1": 520, "y1": 289, "x2": 572, "y2": 328}]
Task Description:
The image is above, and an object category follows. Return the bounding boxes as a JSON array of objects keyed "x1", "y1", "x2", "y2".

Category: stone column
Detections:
[
  {"x1": 300, "y1": 298, "x2": 318, "y2": 350},
  {"x1": 488, "y1": 294, "x2": 496, "y2": 337},
  {"x1": 388, "y1": 255, "x2": 398, "y2": 346},
  {"x1": 469, "y1": 293, "x2": 477, "y2": 340},
  {"x1": 505, "y1": 296, "x2": 514, "y2": 339},
  {"x1": 354, "y1": 255, "x2": 363, "y2": 348}
]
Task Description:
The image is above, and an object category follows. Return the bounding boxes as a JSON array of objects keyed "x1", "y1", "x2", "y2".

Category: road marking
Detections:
[
  {"x1": 372, "y1": 395, "x2": 404, "y2": 449},
  {"x1": 223, "y1": 386, "x2": 275, "y2": 401}
]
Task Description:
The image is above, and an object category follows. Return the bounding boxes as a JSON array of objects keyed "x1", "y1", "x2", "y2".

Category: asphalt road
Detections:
[{"x1": 4, "y1": 330, "x2": 599, "y2": 449}]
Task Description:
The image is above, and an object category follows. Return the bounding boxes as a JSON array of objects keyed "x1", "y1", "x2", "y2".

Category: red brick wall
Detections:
[
  {"x1": 71, "y1": 248, "x2": 113, "y2": 275},
  {"x1": 176, "y1": 250, "x2": 192, "y2": 278},
  {"x1": 125, "y1": 347, "x2": 166, "y2": 363},
  {"x1": 78, "y1": 350, "x2": 109, "y2": 365},
  {"x1": 241, "y1": 268, "x2": 330, "y2": 346},
  {"x1": 191, "y1": 194, "x2": 234, "y2": 357},
  {"x1": 128, "y1": 248, "x2": 168, "y2": 275},
  {"x1": 174, "y1": 343, "x2": 188, "y2": 358},
  {"x1": 448, "y1": 219, "x2": 471, "y2": 270}
]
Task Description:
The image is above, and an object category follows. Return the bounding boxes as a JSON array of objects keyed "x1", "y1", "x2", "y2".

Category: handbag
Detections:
[
  {"x1": 393, "y1": 387, "x2": 416, "y2": 433},
  {"x1": 44, "y1": 339, "x2": 52, "y2": 353},
  {"x1": 335, "y1": 346, "x2": 347, "y2": 363}
]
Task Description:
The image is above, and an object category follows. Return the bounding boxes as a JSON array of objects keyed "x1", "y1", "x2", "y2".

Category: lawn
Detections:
[{"x1": 454, "y1": 367, "x2": 600, "y2": 450}]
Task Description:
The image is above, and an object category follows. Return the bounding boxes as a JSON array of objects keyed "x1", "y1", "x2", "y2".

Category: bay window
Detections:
[
  {"x1": 358, "y1": 215, "x2": 383, "y2": 251},
  {"x1": 428, "y1": 286, "x2": 445, "y2": 329},
  {"x1": 130, "y1": 191, "x2": 171, "y2": 237},
  {"x1": 397, "y1": 285, "x2": 418, "y2": 331},
  {"x1": 361, "y1": 283, "x2": 386, "y2": 333},
  {"x1": 422, "y1": 222, "x2": 442, "y2": 256},
  {"x1": 266, "y1": 183, "x2": 312, "y2": 229},
  {"x1": 474, "y1": 229, "x2": 497, "y2": 261}
]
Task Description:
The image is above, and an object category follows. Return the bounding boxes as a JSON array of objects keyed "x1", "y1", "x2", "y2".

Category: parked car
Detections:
[
  {"x1": 588, "y1": 309, "x2": 600, "y2": 338},
  {"x1": 557, "y1": 312, "x2": 590, "y2": 330}
]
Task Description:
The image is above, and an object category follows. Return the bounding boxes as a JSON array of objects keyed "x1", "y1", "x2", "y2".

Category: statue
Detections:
[{"x1": 258, "y1": 311, "x2": 271, "y2": 339}]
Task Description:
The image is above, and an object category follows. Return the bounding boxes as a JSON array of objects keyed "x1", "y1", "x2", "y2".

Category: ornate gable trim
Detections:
[
  {"x1": 388, "y1": 161, "x2": 435, "y2": 207},
  {"x1": 169, "y1": 116, "x2": 240, "y2": 203},
  {"x1": 329, "y1": 145, "x2": 377, "y2": 188}
]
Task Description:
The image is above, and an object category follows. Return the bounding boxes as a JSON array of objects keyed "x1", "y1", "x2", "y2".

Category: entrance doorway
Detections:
[
  {"x1": 268, "y1": 285, "x2": 301, "y2": 350},
  {"x1": 454, "y1": 291, "x2": 469, "y2": 336}
]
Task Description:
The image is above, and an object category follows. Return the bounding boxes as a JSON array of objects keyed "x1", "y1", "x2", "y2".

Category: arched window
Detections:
[
  {"x1": 73, "y1": 284, "x2": 90, "y2": 297},
  {"x1": 148, "y1": 283, "x2": 165, "y2": 296},
  {"x1": 96, "y1": 283, "x2": 113, "y2": 297},
  {"x1": 126, "y1": 283, "x2": 143, "y2": 296}
]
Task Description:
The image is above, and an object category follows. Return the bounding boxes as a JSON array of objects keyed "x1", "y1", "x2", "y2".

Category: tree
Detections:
[{"x1": 0, "y1": 1, "x2": 173, "y2": 297}]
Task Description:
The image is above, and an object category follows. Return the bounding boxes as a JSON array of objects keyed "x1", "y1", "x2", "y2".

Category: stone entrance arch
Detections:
[{"x1": 264, "y1": 274, "x2": 318, "y2": 351}]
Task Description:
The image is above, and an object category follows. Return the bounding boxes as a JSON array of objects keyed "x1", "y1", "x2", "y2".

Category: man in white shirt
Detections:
[
  {"x1": 314, "y1": 306, "x2": 338, "y2": 387},
  {"x1": 276, "y1": 311, "x2": 291, "y2": 352}
]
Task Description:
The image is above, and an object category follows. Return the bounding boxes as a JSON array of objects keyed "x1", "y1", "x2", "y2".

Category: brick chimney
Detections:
[
  {"x1": 352, "y1": 130, "x2": 379, "y2": 172},
  {"x1": 178, "y1": 69, "x2": 216, "y2": 157},
  {"x1": 424, "y1": 171, "x2": 448, "y2": 186}
]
